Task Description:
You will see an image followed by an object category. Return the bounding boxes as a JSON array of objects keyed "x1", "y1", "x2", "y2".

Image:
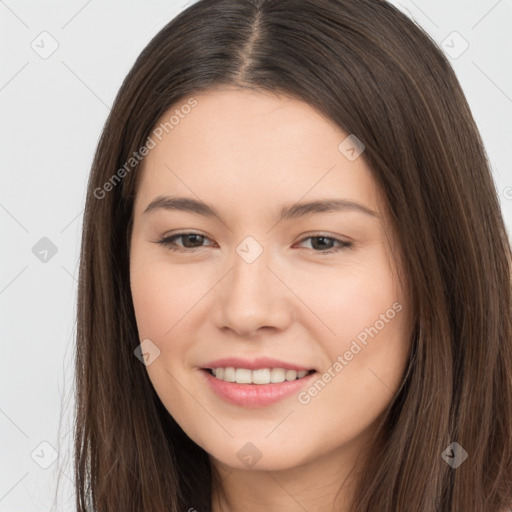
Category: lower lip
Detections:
[{"x1": 201, "y1": 369, "x2": 317, "y2": 408}]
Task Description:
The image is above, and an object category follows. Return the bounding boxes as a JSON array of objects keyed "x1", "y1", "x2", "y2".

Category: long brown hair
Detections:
[{"x1": 74, "y1": 0, "x2": 512, "y2": 510}]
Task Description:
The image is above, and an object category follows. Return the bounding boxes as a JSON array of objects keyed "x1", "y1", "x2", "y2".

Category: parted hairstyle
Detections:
[{"x1": 74, "y1": 0, "x2": 512, "y2": 510}]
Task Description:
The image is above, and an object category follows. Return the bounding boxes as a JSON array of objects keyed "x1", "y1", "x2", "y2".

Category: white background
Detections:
[{"x1": 1, "y1": 0, "x2": 511, "y2": 510}]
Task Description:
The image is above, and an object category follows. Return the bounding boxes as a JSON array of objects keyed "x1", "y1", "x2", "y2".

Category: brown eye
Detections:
[
  {"x1": 157, "y1": 233, "x2": 214, "y2": 251},
  {"x1": 295, "y1": 235, "x2": 353, "y2": 254}
]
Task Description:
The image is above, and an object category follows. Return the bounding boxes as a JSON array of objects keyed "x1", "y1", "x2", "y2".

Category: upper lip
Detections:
[{"x1": 202, "y1": 357, "x2": 315, "y2": 372}]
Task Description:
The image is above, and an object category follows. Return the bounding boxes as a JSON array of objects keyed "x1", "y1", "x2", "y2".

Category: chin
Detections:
[{"x1": 197, "y1": 432, "x2": 332, "y2": 473}]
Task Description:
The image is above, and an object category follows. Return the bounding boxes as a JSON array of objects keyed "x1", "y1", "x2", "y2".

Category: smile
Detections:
[
  {"x1": 207, "y1": 367, "x2": 314, "y2": 384},
  {"x1": 201, "y1": 366, "x2": 317, "y2": 408}
]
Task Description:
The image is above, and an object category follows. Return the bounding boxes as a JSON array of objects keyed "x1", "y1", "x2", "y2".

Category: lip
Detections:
[
  {"x1": 201, "y1": 368, "x2": 317, "y2": 408},
  {"x1": 202, "y1": 357, "x2": 314, "y2": 372}
]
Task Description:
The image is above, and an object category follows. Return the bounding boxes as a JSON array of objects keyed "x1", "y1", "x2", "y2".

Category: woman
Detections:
[{"x1": 74, "y1": 0, "x2": 512, "y2": 510}]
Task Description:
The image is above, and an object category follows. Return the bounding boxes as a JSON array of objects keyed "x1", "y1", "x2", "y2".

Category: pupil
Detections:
[
  {"x1": 312, "y1": 236, "x2": 332, "y2": 250},
  {"x1": 184, "y1": 234, "x2": 203, "y2": 247}
]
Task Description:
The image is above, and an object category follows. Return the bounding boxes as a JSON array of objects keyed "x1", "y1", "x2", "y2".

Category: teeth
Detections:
[
  {"x1": 285, "y1": 370, "x2": 297, "y2": 381},
  {"x1": 253, "y1": 368, "x2": 271, "y2": 384},
  {"x1": 235, "y1": 368, "x2": 252, "y2": 384},
  {"x1": 211, "y1": 367, "x2": 311, "y2": 384},
  {"x1": 223, "y1": 367, "x2": 235, "y2": 382},
  {"x1": 270, "y1": 368, "x2": 285, "y2": 383}
]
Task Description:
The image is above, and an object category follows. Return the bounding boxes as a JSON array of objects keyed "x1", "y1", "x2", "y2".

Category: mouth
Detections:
[
  {"x1": 203, "y1": 367, "x2": 316, "y2": 384},
  {"x1": 200, "y1": 366, "x2": 318, "y2": 408}
]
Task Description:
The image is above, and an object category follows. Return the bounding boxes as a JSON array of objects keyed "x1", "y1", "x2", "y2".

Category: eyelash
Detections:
[{"x1": 156, "y1": 232, "x2": 353, "y2": 254}]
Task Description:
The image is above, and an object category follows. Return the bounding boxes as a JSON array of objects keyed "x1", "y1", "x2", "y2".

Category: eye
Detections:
[
  {"x1": 155, "y1": 232, "x2": 353, "y2": 254},
  {"x1": 294, "y1": 235, "x2": 353, "y2": 254},
  {"x1": 156, "y1": 232, "x2": 216, "y2": 252}
]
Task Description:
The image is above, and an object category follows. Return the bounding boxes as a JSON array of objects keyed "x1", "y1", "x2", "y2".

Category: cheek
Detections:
[
  {"x1": 131, "y1": 277, "x2": 169, "y2": 344},
  {"x1": 129, "y1": 258, "x2": 209, "y2": 438},
  {"x1": 289, "y1": 250, "x2": 404, "y2": 347},
  {"x1": 293, "y1": 249, "x2": 411, "y2": 409},
  {"x1": 130, "y1": 256, "x2": 206, "y2": 339},
  {"x1": 294, "y1": 293, "x2": 410, "y2": 455}
]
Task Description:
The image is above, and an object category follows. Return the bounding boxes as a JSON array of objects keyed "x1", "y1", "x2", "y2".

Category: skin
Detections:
[{"x1": 129, "y1": 86, "x2": 414, "y2": 512}]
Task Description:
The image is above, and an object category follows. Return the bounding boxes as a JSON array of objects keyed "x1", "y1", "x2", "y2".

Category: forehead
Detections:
[{"x1": 134, "y1": 87, "x2": 381, "y2": 216}]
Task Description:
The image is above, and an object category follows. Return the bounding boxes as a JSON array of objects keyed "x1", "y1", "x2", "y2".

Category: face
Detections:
[{"x1": 129, "y1": 87, "x2": 413, "y2": 473}]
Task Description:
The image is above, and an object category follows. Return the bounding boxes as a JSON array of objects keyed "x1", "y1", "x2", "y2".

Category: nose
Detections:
[{"x1": 213, "y1": 248, "x2": 294, "y2": 338}]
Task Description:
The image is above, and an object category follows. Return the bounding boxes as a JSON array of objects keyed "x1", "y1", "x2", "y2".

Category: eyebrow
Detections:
[{"x1": 142, "y1": 195, "x2": 379, "y2": 220}]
